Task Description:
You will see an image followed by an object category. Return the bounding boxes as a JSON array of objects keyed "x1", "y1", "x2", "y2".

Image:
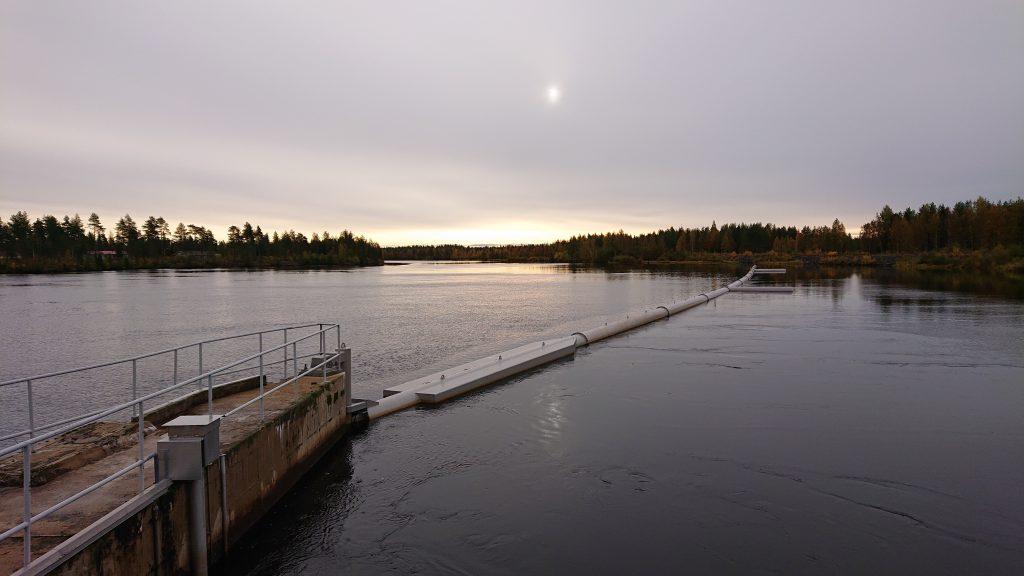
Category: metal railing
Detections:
[{"x1": 0, "y1": 322, "x2": 344, "y2": 571}]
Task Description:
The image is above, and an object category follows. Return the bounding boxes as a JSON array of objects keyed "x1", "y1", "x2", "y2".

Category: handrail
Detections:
[
  {"x1": 191, "y1": 350, "x2": 323, "y2": 382},
  {"x1": 223, "y1": 351, "x2": 340, "y2": 417},
  {"x1": 0, "y1": 322, "x2": 344, "y2": 572},
  {"x1": 0, "y1": 409, "x2": 104, "y2": 443},
  {"x1": 0, "y1": 324, "x2": 339, "y2": 458},
  {"x1": 0, "y1": 323, "x2": 326, "y2": 387},
  {"x1": 1, "y1": 351, "x2": 340, "y2": 543},
  {"x1": 0, "y1": 350, "x2": 330, "y2": 443}
]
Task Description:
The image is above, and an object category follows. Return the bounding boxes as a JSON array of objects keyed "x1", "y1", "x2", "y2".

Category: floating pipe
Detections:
[
  {"x1": 752, "y1": 268, "x2": 786, "y2": 274},
  {"x1": 369, "y1": 390, "x2": 421, "y2": 419},
  {"x1": 664, "y1": 294, "x2": 711, "y2": 315},
  {"x1": 702, "y1": 287, "x2": 731, "y2": 300},
  {"x1": 570, "y1": 308, "x2": 669, "y2": 346},
  {"x1": 369, "y1": 266, "x2": 763, "y2": 420},
  {"x1": 729, "y1": 286, "x2": 794, "y2": 293}
]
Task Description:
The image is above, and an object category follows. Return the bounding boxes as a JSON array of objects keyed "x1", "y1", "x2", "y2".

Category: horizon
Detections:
[
  {"x1": 7, "y1": 194, "x2": 1023, "y2": 247},
  {"x1": 0, "y1": 205, "x2": 923, "y2": 247}
]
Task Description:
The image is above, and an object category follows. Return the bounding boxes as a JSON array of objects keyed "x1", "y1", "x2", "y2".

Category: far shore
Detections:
[
  {"x1": 387, "y1": 251, "x2": 1024, "y2": 277},
  {"x1": 3, "y1": 250, "x2": 1022, "y2": 278}
]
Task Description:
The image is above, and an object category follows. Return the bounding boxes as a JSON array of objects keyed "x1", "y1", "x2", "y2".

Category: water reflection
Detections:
[
  {"x1": 787, "y1": 266, "x2": 1024, "y2": 300},
  {"x1": 532, "y1": 381, "x2": 568, "y2": 450}
]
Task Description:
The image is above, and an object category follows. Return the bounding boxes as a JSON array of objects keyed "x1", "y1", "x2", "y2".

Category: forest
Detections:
[
  {"x1": 2, "y1": 197, "x2": 1020, "y2": 273},
  {"x1": 385, "y1": 197, "x2": 1024, "y2": 271},
  {"x1": 0, "y1": 212, "x2": 384, "y2": 272}
]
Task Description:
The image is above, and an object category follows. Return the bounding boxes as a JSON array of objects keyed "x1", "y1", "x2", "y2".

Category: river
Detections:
[{"x1": 2, "y1": 262, "x2": 1023, "y2": 573}]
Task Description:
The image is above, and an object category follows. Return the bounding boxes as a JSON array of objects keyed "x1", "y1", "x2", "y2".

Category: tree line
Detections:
[
  {"x1": 858, "y1": 197, "x2": 1023, "y2": 253},
  {"x1": 385, "y1": 196, "x2": 1024, "y2": 266},
  {"x1": 3, "y1": 196, "x2": 1019, "y2": 272},
  {"x1": 0, "y1": 212, "x2": 383, "y2": 272}
]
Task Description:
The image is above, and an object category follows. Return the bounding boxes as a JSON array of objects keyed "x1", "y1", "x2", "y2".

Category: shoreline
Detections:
[
  {"x1": 3, "y1": 251, "x2": 1022, "y2": 278},
  {"x1": 0, "y1": 259, "x2": 386, "y2": 275},
  {"x1": 389, "y1": 251, "x2": 1024, "y2": 277}
]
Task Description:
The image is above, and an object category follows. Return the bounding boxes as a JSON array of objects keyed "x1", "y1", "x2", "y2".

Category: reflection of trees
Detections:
[{"x1": 819, "y1": 267, "x2": 1024, "y2": 302}]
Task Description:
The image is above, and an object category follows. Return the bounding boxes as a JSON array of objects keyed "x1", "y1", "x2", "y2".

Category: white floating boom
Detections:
[
  {"x1": 368, "y1": 265, "x2": 789, "y2": 419},
  {"x1": 728, "y1": 286, "x2": 794, "y2": 293}
]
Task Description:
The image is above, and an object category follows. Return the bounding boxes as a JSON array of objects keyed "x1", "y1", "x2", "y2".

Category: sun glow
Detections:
[
  {"x1": 546, "y1": 85, "x2": 561, "y2": 104},
  {"x1": 375, "y1": 221, "x2": 580, "y2": 247}
]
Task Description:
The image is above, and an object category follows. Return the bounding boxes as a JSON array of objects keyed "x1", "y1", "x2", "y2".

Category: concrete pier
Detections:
[{"x1": 0, "y1": 364, "x2": 353, "y2": 575}]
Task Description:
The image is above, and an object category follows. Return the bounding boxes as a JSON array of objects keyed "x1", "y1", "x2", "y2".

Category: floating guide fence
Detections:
[
  {"x1": 368, "y1": 265, "x2": 790, "y2": 419},
  {"x1": 0, "y1": 323, "x2": 343, "y2": 573}
]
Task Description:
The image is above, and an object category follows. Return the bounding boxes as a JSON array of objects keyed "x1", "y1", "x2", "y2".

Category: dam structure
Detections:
[{"x1": 0, "y1": 266, "x2": 787, "y2": 575}]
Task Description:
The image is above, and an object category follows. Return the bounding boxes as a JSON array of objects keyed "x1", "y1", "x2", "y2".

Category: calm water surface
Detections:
[
  {"x1": 2, "y1": 263, "x2": 1023, "y2": 573},
  {"x1": 0, "y1": 262, "x2": 733, "y2": 434}
]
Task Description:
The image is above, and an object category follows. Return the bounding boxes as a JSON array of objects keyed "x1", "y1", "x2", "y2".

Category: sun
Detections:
[{"x1": 546, "y1": 85, "x2": 561, "y2": 104}]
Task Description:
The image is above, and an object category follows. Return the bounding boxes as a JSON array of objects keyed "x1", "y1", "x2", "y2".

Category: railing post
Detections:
[
  {"x1": 293, "y1": 342, "x2": 298, "y2": 376},
  {"x1": 26, "y1": 379, "x2": 34, "y2": 442},
  {"x1": 258, "y1": 334, "x2": 266, "y2": 420},
  {"x1": 319, "y1": 324, "x2": 324, "y2": 355},
  {"x1": 282, "y1": 328, "x2": 288, "y2": 379},
  {"x1": 207, "y1": 374, "x2": 214, "y2": 418},
  {"x1": 198, "y1": 343, "x2": 204, "y2": 391},
  {"x1": 22, "y1": 444, "x2": 31, "y2": 568},
  {"x1": 131, "y1": 359, "x2": 138, "y2": 418},
  {"x1": 336, "y1": 326, "x2": 341, "y2": 355},
  {"x1": 138, "y1": 400, "x2": 145, "y2": 492}
]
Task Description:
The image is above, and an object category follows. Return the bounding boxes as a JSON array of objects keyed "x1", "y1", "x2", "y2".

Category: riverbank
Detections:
[
  {"x1": 11, "y1": 253, "x2": 1021, "y2": 276},
  {"x1": 434, "y1": 250, "x2": 1024, "y2": 277},
  {"x1": 0, "y1": 254, "x2": 385, "y2": 274},
  {"x1": 725, "y1": 250, "x2": 1024, "y2": 276}
]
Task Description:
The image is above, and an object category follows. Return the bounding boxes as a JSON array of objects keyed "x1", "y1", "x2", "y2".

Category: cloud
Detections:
[{"x1": 2, "y1": 1, "x2": 1022, "y2": 244}]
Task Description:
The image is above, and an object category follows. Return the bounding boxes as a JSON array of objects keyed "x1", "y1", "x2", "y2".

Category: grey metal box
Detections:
[{"x1": 157, "y1": 437, "x2": 205, "y2": 481}]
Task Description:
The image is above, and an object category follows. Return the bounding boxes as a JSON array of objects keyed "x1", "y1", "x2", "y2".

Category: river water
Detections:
[
  {"x1": 2, "y1": 262, "x2": 1023, "y2": 573},
  {"x1": 0, "y1": 262, "x2": 737, "y2": 435}
]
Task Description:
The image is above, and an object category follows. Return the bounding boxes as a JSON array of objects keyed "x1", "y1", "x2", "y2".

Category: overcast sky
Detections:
[{"x1": 2, "y1": 1, "x2": 1021, "y2": 245}]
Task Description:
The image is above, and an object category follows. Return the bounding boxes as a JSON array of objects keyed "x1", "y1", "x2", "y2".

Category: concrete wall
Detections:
[
  {"x1": 45, "y1": 483, "x2": 191, "y2": 576},
  {"x1": 208, "y1": 372, "x2": 350, "y2": 560},
  {"x1": 38, "y1": 371, "x2": 350, "y2": 576}
]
